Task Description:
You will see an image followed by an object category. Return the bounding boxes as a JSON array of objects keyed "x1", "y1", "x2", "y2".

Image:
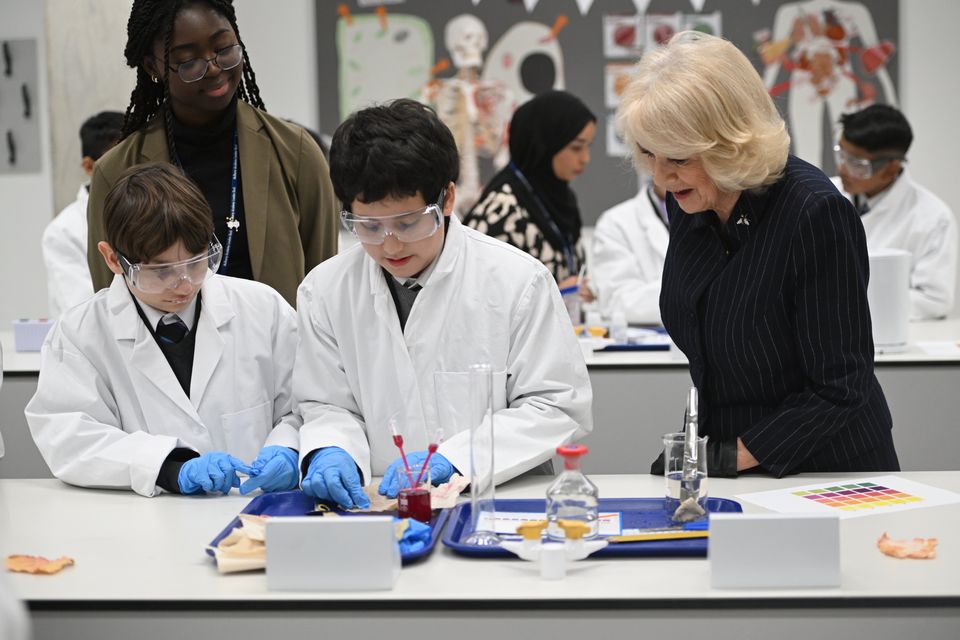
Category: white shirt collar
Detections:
[{"x1": 139, "y1": 295, "x2": 198, "y2": 333}]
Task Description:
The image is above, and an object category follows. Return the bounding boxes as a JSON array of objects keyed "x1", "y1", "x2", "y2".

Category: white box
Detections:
[
  {"x1": 709, "y1": 512, "x2": 840, "y2": 588},
  {"x1": 265, "y1": 516, "x2": 400, "y2": 591},
  {"x1": 12, "y1": 319, "x2": 54, "y2": 352}
]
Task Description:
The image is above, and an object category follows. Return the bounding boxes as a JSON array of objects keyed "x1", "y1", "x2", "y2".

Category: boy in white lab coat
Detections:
[
  {"x1": 831, "y1": 104, "x2": 958, "y2": 320},
  {"x1": 296, "y1": 99, "x2": 593, "y2": 509},
  {"x1": 26, "y1": 163, "x2": 300, "y2": 497},
  {"x1": 42, "y1": 111, "x2": 124, "y2": 317}
]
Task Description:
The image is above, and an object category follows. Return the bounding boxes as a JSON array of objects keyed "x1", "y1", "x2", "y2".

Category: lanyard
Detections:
[
  {"x1": 509, "y1": 163, "x2": 579, "y2": 275},
  {"x1": 173, "y1": 130, "x2": 240, "y2": 274},
  {"x1": 220, "y1": 130, "x2": 240, "y2": 272},
  {"x1": 646, "y1": 184, "x2": 669, "y2": 228}
]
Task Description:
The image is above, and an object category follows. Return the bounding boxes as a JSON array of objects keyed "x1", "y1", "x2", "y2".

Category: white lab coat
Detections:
[
  {"x1": 832, "y1": 171, "x2": 958, "y2": 320},
  {"x1": 591, "y1": 186, "x2": 669, "y2": 325},
  {"x1": 295, "y1": 215, "x2": 593, "y2": 485},
  {"x1": 25, "y1": 274, "x2": 300, "y2": 497},
  {"x1": 42, "y1": 184, "x2": 95, "y2": 317}
]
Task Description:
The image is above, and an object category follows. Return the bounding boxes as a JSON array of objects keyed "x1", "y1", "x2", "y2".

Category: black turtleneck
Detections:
[{"x1": 170, "y1": 99, "x2": 253, "y2": 280}]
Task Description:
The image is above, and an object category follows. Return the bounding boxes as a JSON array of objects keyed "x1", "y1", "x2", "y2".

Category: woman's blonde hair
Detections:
[{"x1": 616, "y1": 31, "x2": 790, "y2": 192}]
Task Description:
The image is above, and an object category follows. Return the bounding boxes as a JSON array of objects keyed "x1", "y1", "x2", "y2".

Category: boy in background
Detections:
[
  {"x1": 832, "y1": 104, "x2": 958, "y2": 320},
  {"x1": 42, "y1": 111, "x2": 124, "y2": 317}
]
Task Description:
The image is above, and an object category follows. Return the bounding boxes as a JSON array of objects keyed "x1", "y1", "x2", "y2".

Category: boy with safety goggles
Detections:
[
  {"x1": 27, "y1": 163, "x2": 301, "y2": 497},
  {"x1": 831, "y1": 104, "x2": 958, "y2": 320},
  {"x1": 294, "y1": 99, "x2": 593, "y2": 509}
]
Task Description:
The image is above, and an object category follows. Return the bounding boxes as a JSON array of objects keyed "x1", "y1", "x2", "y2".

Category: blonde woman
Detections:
[{"x1": 617, "y1": 31, "x2": 898, "y2": 477}]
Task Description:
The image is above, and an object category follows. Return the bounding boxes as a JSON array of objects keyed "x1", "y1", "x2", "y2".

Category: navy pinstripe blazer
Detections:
[{"x1": 660, "y1": 155, "x2": 899, "y2": 477}]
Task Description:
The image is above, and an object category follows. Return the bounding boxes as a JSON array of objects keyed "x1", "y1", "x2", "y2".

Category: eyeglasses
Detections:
[
  {"x1": 340, "y1": 190, "x2": 446, "y2": 245},
  {"x1": 833, "y1": 144, "x2": 903, "y2": 180},
  {"x1": 164, "y1": 44, "x2": 243, "y2": 83},
  {"x1": 118, "y1": 240, "x2": 222, "y2": 294}
]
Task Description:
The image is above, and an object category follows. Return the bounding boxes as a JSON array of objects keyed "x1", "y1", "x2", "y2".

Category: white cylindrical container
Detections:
[{"x1": 867, "y1": 249, "x2": 911, "y2": 353}]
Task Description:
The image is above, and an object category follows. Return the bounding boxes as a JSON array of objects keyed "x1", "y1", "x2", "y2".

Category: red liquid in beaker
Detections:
[{"x1": 398, "y1": 488, "x2": 432, "y2": 523}]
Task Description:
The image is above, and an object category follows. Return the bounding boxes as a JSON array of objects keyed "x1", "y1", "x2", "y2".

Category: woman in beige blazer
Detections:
[{"x1": 86, "y1": 0, "x2": 337, "y2": 307}]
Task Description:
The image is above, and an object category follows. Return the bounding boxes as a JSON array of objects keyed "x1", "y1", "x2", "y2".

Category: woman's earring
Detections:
[{"x1": 151, "y1": 75, "x2": 158, "y2": 83}]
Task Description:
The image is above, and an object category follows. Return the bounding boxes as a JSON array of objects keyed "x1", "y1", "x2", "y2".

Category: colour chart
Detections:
[{"x1": 736, "y1": 475, "x2": 960, "y2": 519}]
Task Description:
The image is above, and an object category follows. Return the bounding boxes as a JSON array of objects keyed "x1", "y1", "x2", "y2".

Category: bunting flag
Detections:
[
  {"x1": 575, "y1": 0, "x2": 595, "y2": 16},
  {"x1": 689, "y1": 0, "x2": 706, "y2": 11},
  {"x1": 523, "y1": 0, "x2": 540, "y2": 12},
  {"x1": 631, "y1": 0, "x2": 652, "y2": 14}
]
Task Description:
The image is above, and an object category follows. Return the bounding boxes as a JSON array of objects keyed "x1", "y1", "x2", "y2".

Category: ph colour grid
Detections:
[{"x1": 791, "y1": 481, "x2": 922, "y2": 512}]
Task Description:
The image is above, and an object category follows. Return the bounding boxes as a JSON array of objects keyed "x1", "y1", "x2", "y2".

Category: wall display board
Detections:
[{"x1": 316, "y1": 0, "x2": 898, "y2": 224}]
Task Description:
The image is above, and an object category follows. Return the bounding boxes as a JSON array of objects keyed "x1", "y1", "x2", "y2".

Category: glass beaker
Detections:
[
  {"x1": 397, "y1": 462, "x2": 432, "y2": 523},
  {"x1": 466, "y1": 363, "x2": 499, "y2": 546},
  {"x1": 546, "y1": 444, "x2": 599, "y2": 540},
  {"x1": 662, "y1": 432, "x2": 709, "y2": 516}
]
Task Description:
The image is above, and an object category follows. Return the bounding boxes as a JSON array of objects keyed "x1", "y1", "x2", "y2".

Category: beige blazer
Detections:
[{"x1": 86, "y1": 101, "x2": 338, "y2": 307}]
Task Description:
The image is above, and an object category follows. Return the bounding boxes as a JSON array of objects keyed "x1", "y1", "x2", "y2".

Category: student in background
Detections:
[
  {"x1": 86, "y1": 0, "x2": 338, "y2": 307},
  {"x1": 591, "y1": 177, "x2": 669, "y2": 325},
  {"x1": 295, "y1": 99, "x2": 592, "y2": 509},
  {"x1": 832, "y1": 104, "x2": 958, "y2": 320},
  {"x1": 28, "y1": 163, "x2": 300, "y2": 497},
  {"x1": 463, "y1": 90, "x2": 596, "y2": 290},
  {"x1": 42, "y1": 111, "x2": 124, "y2": 317}
]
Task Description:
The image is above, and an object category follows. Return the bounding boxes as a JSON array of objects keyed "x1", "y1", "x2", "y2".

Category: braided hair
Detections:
[{"x1": 120, "y1": 0, "x2": 266, "y2": 160}]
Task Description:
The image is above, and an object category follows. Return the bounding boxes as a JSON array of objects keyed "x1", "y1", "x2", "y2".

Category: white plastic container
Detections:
[{"x1": 867, "y1": 249, "x2": 910, "y2": 353}]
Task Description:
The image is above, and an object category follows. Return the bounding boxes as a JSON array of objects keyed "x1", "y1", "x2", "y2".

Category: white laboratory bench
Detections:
[
  {"x1": 578, "y1": 320, "x2": 960, "y2": 474},
  {"x1": 2, "y1": 473, "x2": 958, "y2": 639},
  {"x1": 3, "y1": 323, "x2": 960, "y2": 477}
]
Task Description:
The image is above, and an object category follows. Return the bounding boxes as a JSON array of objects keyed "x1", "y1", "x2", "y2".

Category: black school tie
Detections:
[{"x1": 156, "y1": 314, "x2": 188, "y2": 345}]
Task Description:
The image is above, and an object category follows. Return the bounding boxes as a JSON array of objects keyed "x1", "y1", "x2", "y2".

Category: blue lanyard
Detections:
[
  {"x1": 220, "y1": 130, "x2": 240, "y2": 273},
  {"x1": 509, "y1": 163, "x2": 579, "y2": 275},
  {"x1": 173, "y1": 129, "x2": 240, "y2": 274}
]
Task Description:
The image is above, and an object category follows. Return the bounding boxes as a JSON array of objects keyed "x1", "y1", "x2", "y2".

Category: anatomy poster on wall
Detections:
[
  {"x1": 756, "y1": 0, "x2": 898, "y2": 173},
  {"x1": 316, "y1": 0, "x2": 897, "y2": 226}
]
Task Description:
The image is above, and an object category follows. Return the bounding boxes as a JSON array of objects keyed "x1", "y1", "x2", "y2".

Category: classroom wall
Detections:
[
  {"x1": 0, "y1": 0, "x2": 53, "y2": 327},
  {"x1": 1, "y1": 0, "x2": 959, "y2": 326}
]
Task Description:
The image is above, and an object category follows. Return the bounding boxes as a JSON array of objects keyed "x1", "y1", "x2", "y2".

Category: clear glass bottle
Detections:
[{"x1": 546, "y1": 444, "x2": 599, "y2": 540}]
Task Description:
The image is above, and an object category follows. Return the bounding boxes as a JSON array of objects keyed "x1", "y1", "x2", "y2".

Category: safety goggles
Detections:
[
  {"x1": 117, "y1": 240, "x2": 222, "y2": 294},
  {"x1": 833, "y1": 144, "x2": 903, "y2": 180},
  {"x1": 340, "y1": 190, "x2": 445, "y2": 245}
]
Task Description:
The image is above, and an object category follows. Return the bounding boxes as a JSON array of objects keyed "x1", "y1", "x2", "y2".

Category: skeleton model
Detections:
[{"x1": 421, "y1": 15, "x2": 512, "y2": 213}]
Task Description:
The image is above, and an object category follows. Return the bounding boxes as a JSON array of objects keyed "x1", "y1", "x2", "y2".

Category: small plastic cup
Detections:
[
  {"x1": 560, "y1": 285, "x2": 581, "y2": 326},
  {"x1": 397, "y1": 462, "x2": 432, "y2": 523},
  {"x1": 662, "y1": 432, "x2": 709, "y2": 515}
]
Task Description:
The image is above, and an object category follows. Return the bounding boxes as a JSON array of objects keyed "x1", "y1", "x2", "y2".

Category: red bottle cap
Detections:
[{"x1": 556, "y1": 444, "x2": 589, "y2": 457}]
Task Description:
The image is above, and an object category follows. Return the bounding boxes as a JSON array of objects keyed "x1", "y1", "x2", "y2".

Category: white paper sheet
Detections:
[{"x1": 737, "y1": 475, "x2": 960, "y2": 520}]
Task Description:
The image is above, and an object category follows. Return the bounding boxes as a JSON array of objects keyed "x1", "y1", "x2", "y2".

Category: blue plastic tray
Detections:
[
  {"x1": 207, "y1": 490, "x2": 450, "y2": 565},
  {"x1": 442, "y1": 497, "x2": 742, "y2": 558}
]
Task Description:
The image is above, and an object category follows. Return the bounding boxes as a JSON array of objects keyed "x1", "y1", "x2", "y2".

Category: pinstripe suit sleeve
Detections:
[{"x1": 740, "y1": 192, "x2": 879, "y2": 476}]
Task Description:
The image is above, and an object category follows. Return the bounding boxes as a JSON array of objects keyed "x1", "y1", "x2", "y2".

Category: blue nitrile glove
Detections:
[
  {"x1": 239, "y1": 446, "x2": 299, "y2": 495},
  {"x1": 301, "y1": 446, "x2": 370, "y2": 509},
  {"x1": 178, "y1": 452, "x2": 252, "y2": 495},
  {"x1": 395, "y1": 517, "x2": 432, "y2": 555},
  {"x1": 378, "y1": 451, "x2": 456, "y2": 498}
]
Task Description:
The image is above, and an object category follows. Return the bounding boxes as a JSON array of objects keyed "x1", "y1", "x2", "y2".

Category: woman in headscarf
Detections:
[{"x1": 463, "y1": 90, "x2": 596, "y2": 286}]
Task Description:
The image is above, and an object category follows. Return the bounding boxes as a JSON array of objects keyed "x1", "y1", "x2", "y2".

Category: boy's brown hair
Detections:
[{"x1": 103, "y1": 162, "x2": 213, "y2": 263}]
